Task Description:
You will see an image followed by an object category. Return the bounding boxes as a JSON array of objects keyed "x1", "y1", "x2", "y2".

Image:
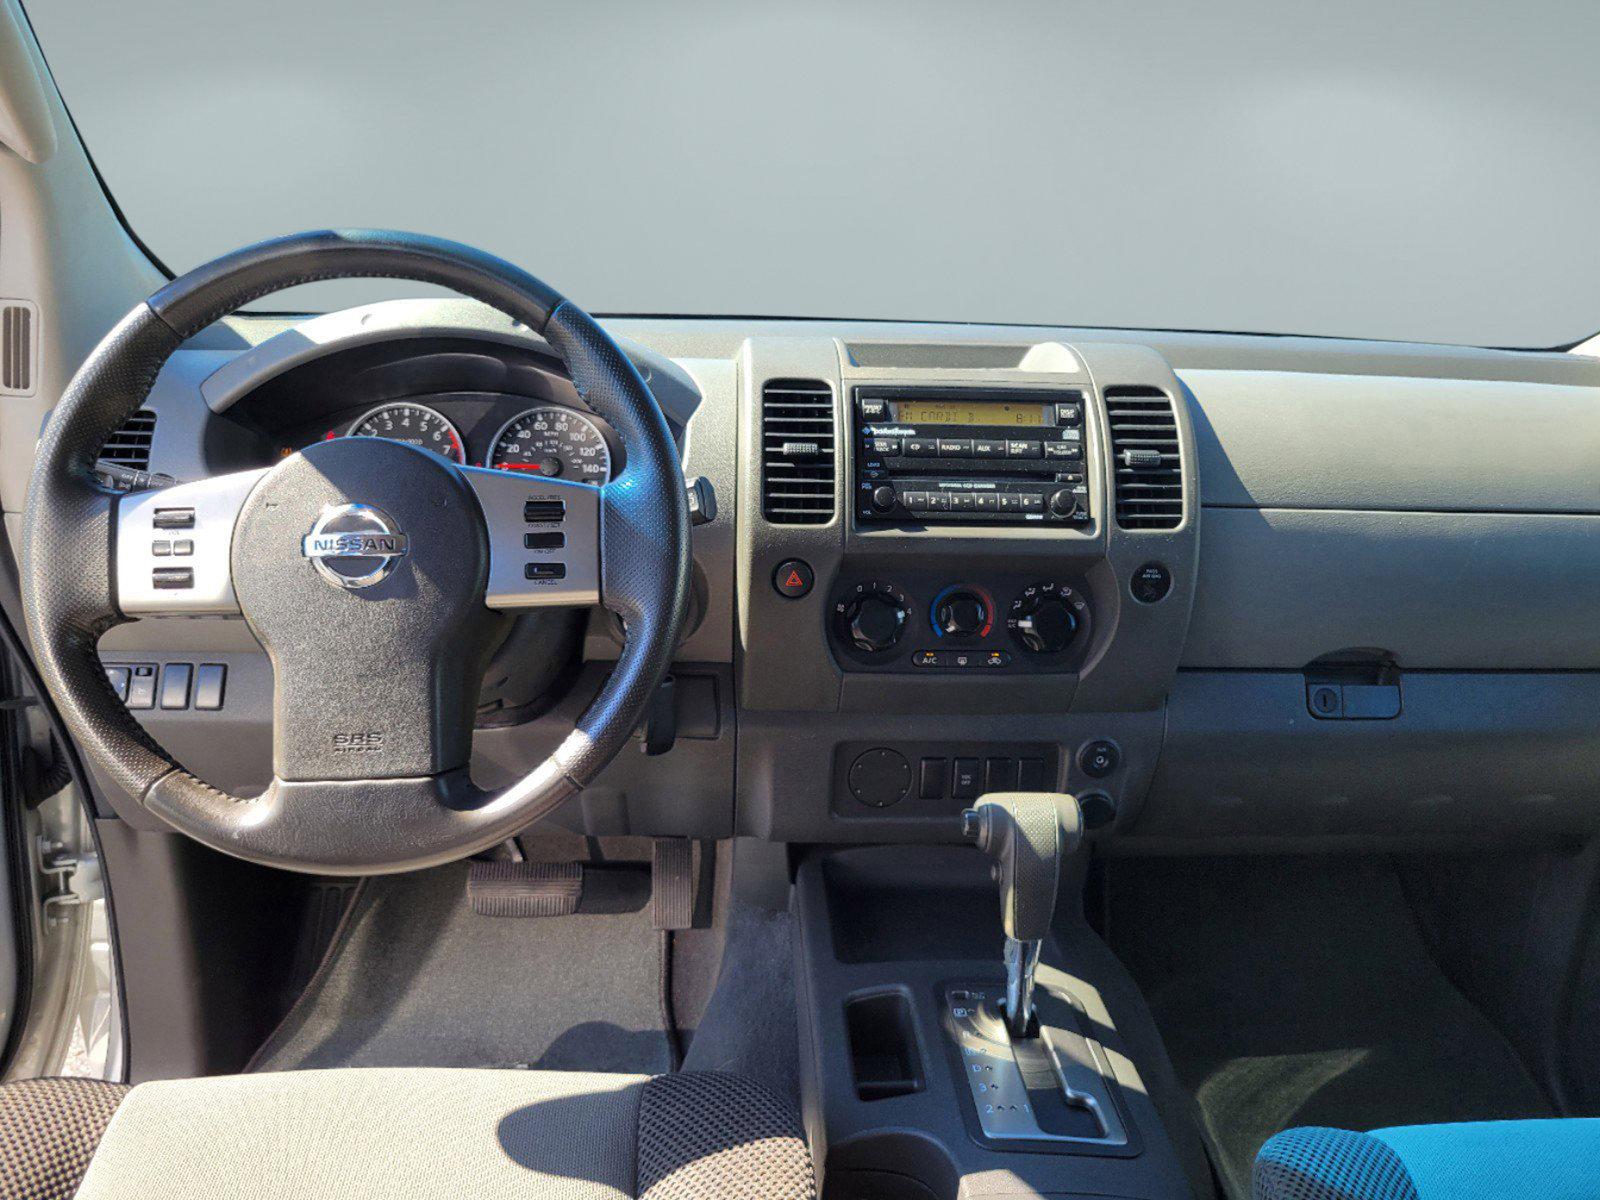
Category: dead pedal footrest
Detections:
[{"x1": 468, "y1": 861, "x2": 583, "y2": 917}]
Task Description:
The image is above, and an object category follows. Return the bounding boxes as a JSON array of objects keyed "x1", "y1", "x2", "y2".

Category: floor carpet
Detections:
[{"x1": 1107, "y1": 856, "x2": 1553, "y2": 1199}]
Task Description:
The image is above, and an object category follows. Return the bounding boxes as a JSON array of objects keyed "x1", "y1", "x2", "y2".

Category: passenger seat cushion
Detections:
[
  {"x1": 1254, "y1": 1126, "x2": 1419, "y2": 1200},
  {"x1": 637, "y1": 1072, "x2": 814, "y2": 1199},
  {"x1": 1256, "y1": 1120, "x2": 1600, "y2": 1200},
  {"x1": 0, "y1": 1078, "x2": 129, "y2": 1200}
]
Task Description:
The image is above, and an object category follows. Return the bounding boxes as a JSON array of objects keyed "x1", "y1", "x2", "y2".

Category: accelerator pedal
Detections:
[{"x1": 467, "y1": 861, "x2": 583, "y2": 917}]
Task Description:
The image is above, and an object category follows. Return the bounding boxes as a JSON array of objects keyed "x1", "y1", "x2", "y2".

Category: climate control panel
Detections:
[{"x1": 828, "y1": 572, "x2": 1093, "y2": 675}]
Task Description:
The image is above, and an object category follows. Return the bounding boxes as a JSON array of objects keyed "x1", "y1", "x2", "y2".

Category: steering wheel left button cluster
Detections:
[{"x1": 115, "y1": 469, "x2": 268, "y2": 615}]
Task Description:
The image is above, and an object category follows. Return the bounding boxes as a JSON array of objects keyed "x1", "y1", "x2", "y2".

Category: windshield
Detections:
[{"x1": 27, "y1": 1, "x2": 1600, "y2": 347}]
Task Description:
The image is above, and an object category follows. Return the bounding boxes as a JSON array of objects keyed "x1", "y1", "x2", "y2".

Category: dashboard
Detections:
[{"x1": 72, "y1": 297, "x2": 1600, "y2": 856}]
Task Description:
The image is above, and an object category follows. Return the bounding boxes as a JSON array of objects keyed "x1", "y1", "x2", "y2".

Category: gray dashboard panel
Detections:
[
  {"x1": 1184, "y1": 368, "x2": 1600, "y2": 513},
  {"x1": 1135, "y1": 669, "x2": 1600, "y2": 847},
  {"x1": 1185, "y1": 507, "x2": 1600, "y2": 670}
]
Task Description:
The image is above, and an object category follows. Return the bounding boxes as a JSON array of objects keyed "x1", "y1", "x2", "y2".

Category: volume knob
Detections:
[{"x1": 1048, "y1": 489, "x2": 1080, "y2": 518}]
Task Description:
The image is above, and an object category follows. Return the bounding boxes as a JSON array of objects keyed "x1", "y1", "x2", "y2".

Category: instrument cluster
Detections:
[{"x1": 307, "y1": 395, "x2": 617, "y2": 482}]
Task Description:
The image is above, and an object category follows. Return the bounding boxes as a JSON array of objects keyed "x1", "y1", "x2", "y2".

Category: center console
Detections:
[
  {"x1": 737, "y1": 338, "x2": 1208, "y2": 1197},
  {"x1": 794, "y1": 834, "x2": 1207, "y2": 1200}
]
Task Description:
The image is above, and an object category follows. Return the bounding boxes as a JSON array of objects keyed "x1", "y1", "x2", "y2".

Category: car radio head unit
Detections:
[{"x1": 853, "y1": 387, "x2": 1090, "y2": 525}]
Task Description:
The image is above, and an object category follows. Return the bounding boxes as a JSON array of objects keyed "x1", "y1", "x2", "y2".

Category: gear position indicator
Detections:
[{"x1": 944, "y1": 986, "x2": 1130, "y2": 1148}]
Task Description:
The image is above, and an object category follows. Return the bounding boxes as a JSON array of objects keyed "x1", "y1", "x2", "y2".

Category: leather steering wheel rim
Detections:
[{"x1": 19, "y1": 230, "x2": 690, "y2": 875}]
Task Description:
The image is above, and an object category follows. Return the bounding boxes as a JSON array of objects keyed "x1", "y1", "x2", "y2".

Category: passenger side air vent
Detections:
[
  {"x1": 1105, "y1": 386, "x2": 1183, "y2": 530},
  {"x1": 761, "y1": 379, "x2": 836, "y2": 524},
  {"x1": 1, "y1": 302, "x2": 35, "y2": 395},
  {"x1": 98, "y1": 410, "x2": 158, "y2": 473}
]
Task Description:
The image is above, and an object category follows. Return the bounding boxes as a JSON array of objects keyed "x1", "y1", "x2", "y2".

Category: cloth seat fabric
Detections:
[
  {"x1": 0, "y1": 1068, "x2": 814, "y2": 1200},
  {"x1": 1255, "y1": 1119, "x2": 1600, "y2": 1200}
]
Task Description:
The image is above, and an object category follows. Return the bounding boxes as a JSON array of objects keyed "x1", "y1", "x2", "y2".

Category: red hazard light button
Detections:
[{"x1": 773, "y1": 559, "x2": 814, "y2": 599}]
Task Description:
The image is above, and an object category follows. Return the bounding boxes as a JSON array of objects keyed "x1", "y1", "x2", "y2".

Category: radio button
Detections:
[
  {"x1": 973, "y1": 494, "x2": 998, "y2": 512},
  {"x1": 905, "y1": 438, "x2": 938, "y2": 457},
  {"x1": 902, "y1": 491, "x2": 929, "y2": 510},
  {"x1": 1006, "y1": 440, "x2": 1042, "y2": 458},
  {"x1": 995, "y1": 494, "x2": 1020, "y2": 512},
  {"x1": 927, "y1": 493, "x2": 952, "y2": 512},
  {"x1": 949, "y1": 493, "x2": 975, "y2": 511},
  {"x1": 870, "y1": 437, "x2": 902, "y2": 455},
  {"x1": 1054, "y1": 402, "x2": 1083, "y2": 425},
  {"x1": 858, "y1": 398, "x2": 889, "y2": 421},
  {"x1": 1019, "y1": 493, "x2": 1044, "y2": 512},
  {"x1": 1043, "y1": 442, "x2": 1082, "y2": 460},
  {"x1": 936, "y1": 438, "x2": 972, "y2": 457},
  {"x1": 973, "y1": 439, "x2": 1007, "y2": 458}
]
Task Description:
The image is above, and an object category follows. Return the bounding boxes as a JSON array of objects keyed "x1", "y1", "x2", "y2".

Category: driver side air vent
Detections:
[
  {"x1": 98, "y1": 409, "x2": 158, "y2": 473},
  {"x1": 761, "y1": 379, "x2": 836, "y2": 524},
  {"x1": 1105, "y1": 386, "x2": 1183, "y2": 530}
]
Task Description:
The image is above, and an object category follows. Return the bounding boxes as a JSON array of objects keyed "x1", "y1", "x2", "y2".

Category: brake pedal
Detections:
[{"x1": 467, "y1": 861, "x2": 583, "y2": 917}]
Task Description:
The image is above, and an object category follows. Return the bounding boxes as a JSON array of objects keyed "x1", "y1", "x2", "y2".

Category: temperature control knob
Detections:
[
  {"x1": 1007, "y1": 582, "x2": 1088, "y2": 655},
  {"x1": 844, "y1": 592, "x2": 908, "y2": 653},
  {"x1": 935, "y1": 590, "x2": 990, "y2": 638}
]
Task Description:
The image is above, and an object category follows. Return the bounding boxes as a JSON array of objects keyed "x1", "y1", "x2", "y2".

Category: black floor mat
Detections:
[
  {"x1": 249, "y1": 862, "x2": 670, "y2": 1075},
  {"x1": 1108, "y1": 857, "x2": 1553, "y2": 1200}
]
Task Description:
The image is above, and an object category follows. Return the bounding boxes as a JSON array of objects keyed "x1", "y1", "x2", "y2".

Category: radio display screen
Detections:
[{"x1": 892, "y1": 398, "x2": 1046, "y2": 427}]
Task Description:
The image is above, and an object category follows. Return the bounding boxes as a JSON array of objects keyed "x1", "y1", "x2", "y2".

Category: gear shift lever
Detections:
[{"x1": 962, "y1": 792, "x2": 1083, "y2": 1039}]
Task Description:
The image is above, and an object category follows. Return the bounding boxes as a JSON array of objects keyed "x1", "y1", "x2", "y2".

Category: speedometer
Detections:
[
  {"x1": 348, "y1": 403, "x2": 465, "y2": 463},
  {"x1": 487, "y1": 407, "x2": 612, "y2": 482}
]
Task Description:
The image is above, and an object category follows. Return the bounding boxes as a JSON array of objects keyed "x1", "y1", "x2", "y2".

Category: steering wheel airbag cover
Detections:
[{"x1": 232, "y1": 436, "x2": 505, "y2": 782}]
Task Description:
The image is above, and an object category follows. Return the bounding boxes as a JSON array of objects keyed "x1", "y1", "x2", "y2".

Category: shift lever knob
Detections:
[{"x1": 962, "y1": 793, "x2": 1083, "y2": 1036}]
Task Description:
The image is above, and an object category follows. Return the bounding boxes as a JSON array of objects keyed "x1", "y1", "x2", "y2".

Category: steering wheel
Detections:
[{"x1": 19, "y1": 230, "x2": 690, "y2": 875}]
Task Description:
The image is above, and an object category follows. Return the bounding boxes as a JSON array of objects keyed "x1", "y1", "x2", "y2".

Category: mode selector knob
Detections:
[
  {"x1": 1048, "y1": 488, "x2": 1080, "y2": 518},
  {"x1": 1013, "y1": 595, "x2": 1079, "y2": 654},
  {"x1": 846, "y1": 593, "x2": 908, "y2": 653}
]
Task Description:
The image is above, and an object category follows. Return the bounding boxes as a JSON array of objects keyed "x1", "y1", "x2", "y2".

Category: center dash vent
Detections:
[
  {"x1": 1105, "y1": 386, "x2": 1183, "y2": 530},
  {"x1": 98, "y1": 410, "x2": 158, "y2": 474},
  {"x1": 761, "y1": 379, "x2": 836, "y2": 524}
]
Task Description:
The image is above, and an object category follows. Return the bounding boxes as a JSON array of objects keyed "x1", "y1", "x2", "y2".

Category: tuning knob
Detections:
[
  {"x1": 1012, "y1": 594, "x2": 1080, "y2": 654},
  {"x1": 1048, "y1": 488, "x2": 1080, "y2": 518},
  {"x1": 935, "y1": 589, "x2": 990, "y2": 639},
  {"x1": 845, "y1": 592, "x2": 908, "y2": 653}
]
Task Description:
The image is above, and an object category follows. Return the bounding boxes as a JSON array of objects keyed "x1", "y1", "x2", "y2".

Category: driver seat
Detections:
[{"x1": 0, "y1": 1068, "x2": 815, "y2": 1200}]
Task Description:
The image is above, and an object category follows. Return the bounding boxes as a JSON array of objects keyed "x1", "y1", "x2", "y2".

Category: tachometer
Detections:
[
  {"x1": 347, "y1": 403, "x2": 465, "y2": 463},
  {"x1": 487, "y1": 407, "x2": 612, "y2": 482}
]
